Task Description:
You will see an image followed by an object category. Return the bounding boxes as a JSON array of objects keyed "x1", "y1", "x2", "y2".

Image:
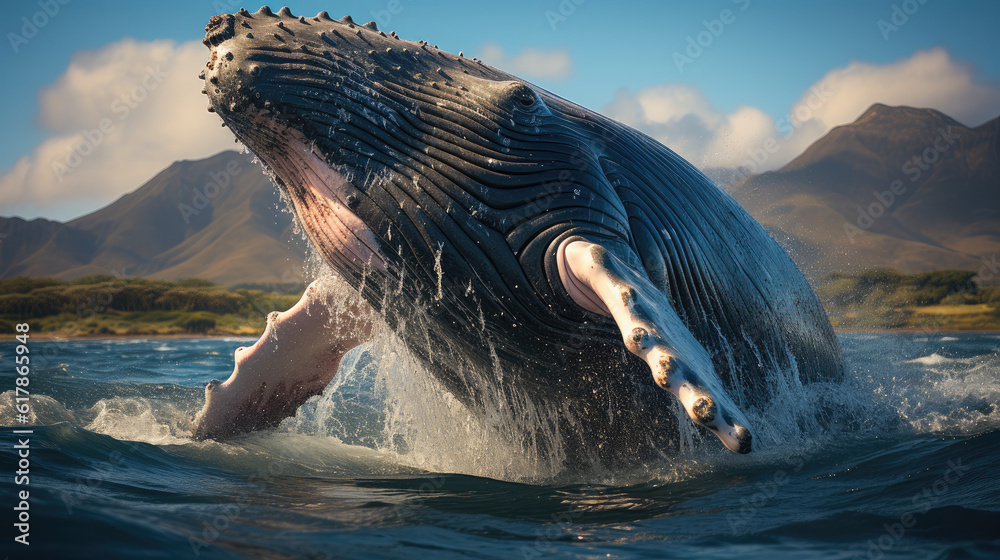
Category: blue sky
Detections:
[{"x1": 2, "y1": 0, "x2": 999, "y2": 221}]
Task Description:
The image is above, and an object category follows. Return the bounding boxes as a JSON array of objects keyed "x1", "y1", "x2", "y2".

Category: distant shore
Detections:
[
  {"x1": 19, "y1": 327, "x2": 999, "y2": 342},
  {"x1": 0, "y1": 276, "x2": 300, "y2": 339},
  {"x1": 832, "y1": 327, "x2": 1000, "y2": 334},
  {"x1": 4, "y1": 271, "x2": 1000, "y2": 339},
  {"x1": 24, "y1": 332, "x2": 260, "y2": 340}
]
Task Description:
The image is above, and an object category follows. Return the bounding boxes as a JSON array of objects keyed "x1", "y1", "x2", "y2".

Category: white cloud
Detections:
[
  {"x1": 799, "y1": 47, "x2": 1000, "y2": 131},
  {"x1": 6, "y1": 43, "x2": 999, "y2": 219},
  {"x1": 603, "y1": 84, "x2": 776, "y2": 169},
  {"x1": 602, "y1": 48, "x2": 1000, "y2": 173},
  {"x1": 0, "y1": 38, "x2": 234, "y2": 220},
  {"x1": 479, "y1": 43, "x2": 573, "y2": 82}
]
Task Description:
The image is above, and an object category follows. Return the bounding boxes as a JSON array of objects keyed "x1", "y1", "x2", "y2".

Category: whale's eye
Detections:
[
  {"x1": 515, "y1": 90, "x2": 536, "y2": 109},
  {"x1": 495, "y1": 81, "x2": 550, "y2": 121},
  {"x1": 505, "y1": 83, "x2": 540, "y2": 111}
]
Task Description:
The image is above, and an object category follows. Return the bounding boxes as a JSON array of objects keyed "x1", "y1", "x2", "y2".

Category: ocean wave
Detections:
[
  {"x1": 4, "y1": 334, "x2": 999, "y2": 559},
  {"x1": 3, "y1": 334, "x2": 1000, "y2": 484},
  {"x1": 907, "y1": 352, "x2": 956, "y2": 365}
]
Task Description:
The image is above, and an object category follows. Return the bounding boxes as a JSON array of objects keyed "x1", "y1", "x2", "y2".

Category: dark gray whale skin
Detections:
[{"x1": 202, "y1": 7, "x2": 843, "y2": 466}]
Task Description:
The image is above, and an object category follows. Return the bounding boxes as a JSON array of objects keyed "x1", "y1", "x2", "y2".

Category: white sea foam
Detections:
[
  {"x1": 907, "y1": 352, "x2": 955, "y2": 365},
  {"x1": 83, "y1": 397, "x2": 190, "y2": 445}
]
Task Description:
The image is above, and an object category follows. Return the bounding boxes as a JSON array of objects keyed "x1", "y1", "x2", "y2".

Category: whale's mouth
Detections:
[
  {"x1": 236, "y1": 111, "x2": 388, "y2": 276},
  {"x1": 199, "y1": 8, "x2": 401, "y2": 280}
]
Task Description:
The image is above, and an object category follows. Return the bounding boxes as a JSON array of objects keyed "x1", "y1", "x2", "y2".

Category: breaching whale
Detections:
[{"x1": 191, "y1": 7, "x2": 844, "y2": 466}]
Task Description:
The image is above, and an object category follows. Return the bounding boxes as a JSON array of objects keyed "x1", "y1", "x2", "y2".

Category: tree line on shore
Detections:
[{"x1": 1, "y1": 269, "x2": 997, "y2": 335}]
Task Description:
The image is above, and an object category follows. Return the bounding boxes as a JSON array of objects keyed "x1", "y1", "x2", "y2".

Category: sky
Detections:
[{"x1": 1, "y1": 0, "x2": 999, "y2": 222}]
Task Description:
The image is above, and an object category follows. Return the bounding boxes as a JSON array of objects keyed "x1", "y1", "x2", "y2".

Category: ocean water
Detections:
[{"x1": 2, "y1": 333, "x2": 999, "y2": 559}]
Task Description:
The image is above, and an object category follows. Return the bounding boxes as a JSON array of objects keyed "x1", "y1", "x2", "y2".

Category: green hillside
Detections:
[
  {"x1": 0, "y1": 276, "x2": 302, "y2": 337},
  {"x1": 818, "y1": 269, "x2": 1000, "y2": 331},
  {"x1": 3, "y1": 269, "x2": 998, "y2": 338}
]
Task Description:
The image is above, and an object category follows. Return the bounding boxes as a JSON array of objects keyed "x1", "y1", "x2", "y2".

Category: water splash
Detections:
[
  {"x1": 6, "y1": 296, "x2": 1000, "y2": 486},
  {"x1": 84, "y1": 397, "x2": 189, "y2": 445},
  {"x1": 907, "y1": 352, "x2": 954, "y2": 366}
]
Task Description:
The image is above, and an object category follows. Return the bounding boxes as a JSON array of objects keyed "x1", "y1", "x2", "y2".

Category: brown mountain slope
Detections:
[
  {"x1": 730, "y1": 104, "x2": 1000, "y2": 278},
  {"x1": 0, "y1": 216, "x2": 95, "y2": 277},
  {"x1": 0, "y1": 151, "x2": 308, "y2": 285}
]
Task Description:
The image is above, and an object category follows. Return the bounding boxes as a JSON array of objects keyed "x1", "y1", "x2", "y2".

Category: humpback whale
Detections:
[{"x1": 192, "y1": 7, "x2": 844, "y2": 467}]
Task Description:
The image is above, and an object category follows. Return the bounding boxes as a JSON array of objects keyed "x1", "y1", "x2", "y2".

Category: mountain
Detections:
[
  {"x1": 729, "y1": 104, "x2": 1000, "y2": 278},
  {"x1": 3, "y1": 104, "x2": 997, "y2": 286},
  {"x1": 0, "y1": 151, "x2": 308, "y2": 286}
]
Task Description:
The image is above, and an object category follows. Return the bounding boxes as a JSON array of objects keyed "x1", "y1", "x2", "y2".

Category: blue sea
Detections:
[{"x1": 2, "y1": 333, "x2": 999, "y2": 559}]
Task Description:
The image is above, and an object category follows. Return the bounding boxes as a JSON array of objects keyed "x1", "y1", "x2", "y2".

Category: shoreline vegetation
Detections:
[
  {"x1": 818, "y1": 269, "x2": 1000, "y2": 332},
  {"x1": 0, "y1": 276, "x2": 302, "y2": 338},
  {"x1": 1, "y1": 269, "x2": 998, "y2": 338}
]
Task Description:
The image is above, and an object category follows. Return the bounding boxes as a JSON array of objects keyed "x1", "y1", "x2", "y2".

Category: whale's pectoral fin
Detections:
[
  {"x1": 190, "y1": 279, "x2": 374, "y2": 440},
  {"x1": 557, "y1": 238, "x2": 753, "y2": 453}
]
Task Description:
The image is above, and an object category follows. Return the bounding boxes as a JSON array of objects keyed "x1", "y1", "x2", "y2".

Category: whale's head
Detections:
[{"x1": 201, "y1": 7, "x2": 616, "y2": 308}]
